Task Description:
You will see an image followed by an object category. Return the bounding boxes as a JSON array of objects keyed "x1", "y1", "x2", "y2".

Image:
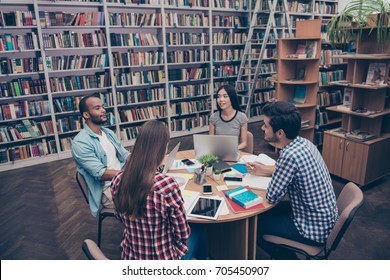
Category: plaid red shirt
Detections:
[{"x1": 111, "y1": 171, "x2": 191, "y2": 260}]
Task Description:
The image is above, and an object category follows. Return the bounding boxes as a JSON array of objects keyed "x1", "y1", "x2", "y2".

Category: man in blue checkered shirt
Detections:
[{"x1": 246, "y1": 101, "x2": 339, "y2": 259}]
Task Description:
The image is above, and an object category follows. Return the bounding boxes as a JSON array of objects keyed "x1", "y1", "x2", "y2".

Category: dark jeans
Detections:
[
  {"x1": 181, "y1": 223, "x2": 208, "y2": 260},
  {"x1": 257, "y1": 201, "x2": 324, "y2": 259}
]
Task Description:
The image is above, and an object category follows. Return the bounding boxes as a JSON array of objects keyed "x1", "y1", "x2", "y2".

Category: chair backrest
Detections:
[
  {"x1": 243, "y1": 131, "x2": 254, "y2": 154},
  {"x1": 326, "y1": 182, "x2": 364, "y2": 255},
  {"x1": 76, "y1": 171, "x2": 89, "y2": 205},
  {"x1": 82, "y1": 239, "x2": 109, "y2": 260}
]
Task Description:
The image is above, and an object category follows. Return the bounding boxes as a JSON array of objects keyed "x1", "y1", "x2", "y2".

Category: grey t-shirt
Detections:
[{"x1": 209, "y1": 110, "x2": 248, "y2": 137}]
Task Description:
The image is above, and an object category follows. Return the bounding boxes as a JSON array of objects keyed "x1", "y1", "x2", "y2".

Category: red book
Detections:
[{"x1": 222, "y1": 186, "x2": 265, "y2": 213}]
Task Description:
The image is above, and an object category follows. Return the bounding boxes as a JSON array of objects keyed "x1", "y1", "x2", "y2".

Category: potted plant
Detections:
[
  {"x1": 328, "y1": 0, "x2": 390, "y2": 48},
  {"x1": 198, "y1": 154, "x2": 218, "y2": 176},
  {"x1": 213, "y1": 169, "x2": 222, "y2": 181}
]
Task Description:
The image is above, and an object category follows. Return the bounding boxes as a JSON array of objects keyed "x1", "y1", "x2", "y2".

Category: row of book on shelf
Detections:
[
  {"x1": 170, "y1": 99, "x2": 211, "y2": 115},
  {"x1": 0, "y1": 57, "x2": 43, "y2": 75},
  {"x1": 287, "y1": 41, "x2": 317, "y2": 59},
  {"x1": 317, "y1": 89, "x2": 342, "y2": 107},
  {"x1": 41, "y1": 30, "x2": 107, "y2": 49},
  {"x1": 318, "y1": 69, "x2": 344, "y2": 86},
  {"x1": 170, "y1": 114, "x2": 209, "y2": 132},
  {"x1": 45, "y1": 54, "x2": 109, "y2": 71},
  {"x1": 0, "y1": 138, "x2": 58, "y2": 163},
  {"x1": 0, "y1": 33, "x2": 39, "y2": 52},
  {"x1": 0, "y1": 11, "x2": 35, "y2": 27},
  {"x1": 113, "y1": 51, "x2": 164, "y2": 67},
  {"x1": 109, "y1": 12, "x2": 162, "y2": 27},
  {"x1": 39, "y1": 11, "x2": 105, "y2": 27},
  {"x1": 0, "y1": 78, "x2": 47, "y2": 98},
  {"x1": 118, "y1": 105, "x2": 167, "y2": 123},
  {"x1": 0, "y1": 100, "x2": 51, "y2": 121},
  {"x1": 0, "y1": 119, "x2": 54, "y2": 143}
]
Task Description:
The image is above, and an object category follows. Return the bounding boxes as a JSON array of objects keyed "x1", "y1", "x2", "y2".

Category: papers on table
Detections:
[
  {"x1": 181, "y1": 189, "x2": 200, "y2": 213},
  {"x1": 221, "y1": 168, "x2": 271, "y2": 190},
  {"x1": 243, "y1": 174, "x2": 272, "y2": 190},
  {"x1": 166, "y1": 173, "x2": 193, "y2": 190},
  {"x1": 169, "y1": 159, "x2": 202, "y2": 170},
  {"x1": 239, "y1": 153, "x2": 276, "y2": 166}
]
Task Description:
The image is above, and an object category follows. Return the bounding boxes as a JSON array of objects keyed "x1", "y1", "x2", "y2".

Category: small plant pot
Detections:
[
  {"x1": 206, "y1": 166, "x2": 213, "y2": 176},
  {"x1": 213, "y1": 173, "x2": 221, "y2": 181}
]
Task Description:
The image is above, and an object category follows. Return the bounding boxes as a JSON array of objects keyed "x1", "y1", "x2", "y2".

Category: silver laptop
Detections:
[
  {"x1": 162, "y1": 142, "x2": 181, "y2": 174},
  {"x1": 193, "y1": 134, "x2": 238, "y2": 162}
]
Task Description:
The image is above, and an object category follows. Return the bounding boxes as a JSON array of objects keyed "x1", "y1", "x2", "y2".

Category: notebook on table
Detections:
[{"x1": 193, "y1": 134, "x2": 239, "y2": 162}]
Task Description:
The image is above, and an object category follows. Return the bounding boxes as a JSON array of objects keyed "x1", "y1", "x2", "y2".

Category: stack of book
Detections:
[{"x1": 345, "y1": 129, "x2": 377, "y2": 142}]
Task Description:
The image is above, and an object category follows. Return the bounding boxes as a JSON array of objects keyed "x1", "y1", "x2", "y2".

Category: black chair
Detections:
[
  {"x1": 76, "y1": 172, "x2": 115, "y2": 247},
  {"x1": 262, "y1": 182, "x2": 364, "y2": 259},
  {"x1": 82, "y1": 239, "x2": 109, "y2": 260}
]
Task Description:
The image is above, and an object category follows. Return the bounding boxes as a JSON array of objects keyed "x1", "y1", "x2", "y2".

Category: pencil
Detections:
[{"x1": 237, "y1": 153, "x2": 254, "y2": 170}]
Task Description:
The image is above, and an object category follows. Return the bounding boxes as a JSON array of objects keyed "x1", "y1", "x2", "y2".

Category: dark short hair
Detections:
[
  {"x1": 215, "y1": 84, "x2": 241, "y2": 111},
  {"x1": 79, "y1": 93, "x2": 100, "y2": 117},
  {"x1": 263, "y1": 101, "x2": 301, "y2": 139}
]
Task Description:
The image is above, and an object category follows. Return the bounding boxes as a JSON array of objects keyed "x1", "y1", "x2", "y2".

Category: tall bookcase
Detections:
[
  {"x1": 0, "y1": 0, "x2": 254, "y2": 171},
  {"x1": 0, "y1": 0, "x2": 340, "y2": 171},
  {"x1": 239, "y1": 0, "x2": 339, "y2": 119},
  {"x1": 322, "y1": 28, "x2": 390, "y2": 186},
  {"x1": 276, "y1": 19, "x2": 322, "y2": 142}
]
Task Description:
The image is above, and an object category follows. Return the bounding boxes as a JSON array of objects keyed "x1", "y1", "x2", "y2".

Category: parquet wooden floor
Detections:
[{"x1": 1, "y1": 123, "x2": 389, "y2": 259}]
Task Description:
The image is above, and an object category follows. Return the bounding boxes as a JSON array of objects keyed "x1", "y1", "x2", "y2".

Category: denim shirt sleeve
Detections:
[{"x1": 72, "y1": 137, "x2": 106, "y2": 181}]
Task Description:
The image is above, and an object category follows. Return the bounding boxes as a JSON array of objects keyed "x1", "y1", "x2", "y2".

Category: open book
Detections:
[{"x1": 239, "y1": 153, "x2": 276, "y2": 166}]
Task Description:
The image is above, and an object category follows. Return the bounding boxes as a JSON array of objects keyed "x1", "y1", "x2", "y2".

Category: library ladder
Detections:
[{"x1": 236, "y1": 0, "x2": 293, "y2": 116}]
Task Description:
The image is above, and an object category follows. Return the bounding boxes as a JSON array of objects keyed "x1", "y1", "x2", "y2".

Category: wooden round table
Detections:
[{"x1": 170, "y1": 150, "x2": 274, "y2": 260}]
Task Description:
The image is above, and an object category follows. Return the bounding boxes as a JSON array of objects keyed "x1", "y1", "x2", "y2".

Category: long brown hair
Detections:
[{"x1": 114, "y1": 120, "x2": 170, "y2": 218}]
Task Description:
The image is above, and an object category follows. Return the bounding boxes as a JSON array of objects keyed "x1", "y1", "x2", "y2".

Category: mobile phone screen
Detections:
[
  {"x1": 181, "y1": 159, "x2": 195, "y2": 166},
  {"x1": 203, "y1": 184, "x2": 212, "y2": 194}
]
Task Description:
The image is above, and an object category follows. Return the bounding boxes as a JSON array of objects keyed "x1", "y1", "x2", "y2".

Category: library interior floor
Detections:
[{"x1": 0, "y1": 122, "x2": 389, "y2": 260}]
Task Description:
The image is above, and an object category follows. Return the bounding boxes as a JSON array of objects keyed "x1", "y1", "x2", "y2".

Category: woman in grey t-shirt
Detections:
[{"x1": 209, "y1": 85, "x2": 248, "y2": 150}]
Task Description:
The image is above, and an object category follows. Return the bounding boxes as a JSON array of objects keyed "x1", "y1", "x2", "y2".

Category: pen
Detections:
[{"x1": 237, "y1": 152, "x2": 254, "y2": 170}]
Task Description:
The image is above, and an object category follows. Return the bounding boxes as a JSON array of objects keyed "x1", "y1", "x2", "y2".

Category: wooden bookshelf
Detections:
[
  {"x1": 276, "y1": 19, "x2": 322, "y2": 142},
  {"x1": 0, "y1": 0, "x2": 253, "y2": 170},
  {"x1": 322, "y1": 28, "x2": 390, "y2": 186}
]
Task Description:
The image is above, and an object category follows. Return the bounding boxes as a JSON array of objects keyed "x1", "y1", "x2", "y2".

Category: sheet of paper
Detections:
[
  {"x1": 169, "y1": 159, "x2": 202, "y2": 170},
  {"x1": 225, "y1": 180, "x2": 243, "y2": 186},
  {"x1": 243, "y1": 174, "x2": 272, "y2": 190},
  {"x1": 216, "y1": 184, "x2": 228, "y2": 191},
  {"x1": 181, "y1": 190, "x2": 200, "y2": 212},
  {"x1": 166, "y1": 173, "x2": 193, "y2": 191}
]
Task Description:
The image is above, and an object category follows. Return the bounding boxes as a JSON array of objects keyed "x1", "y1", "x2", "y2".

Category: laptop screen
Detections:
[
  {"x1": 193, "y1": 134, "x2": 238, "y2": 162},
  {"x1": 162, "y1": 142, "x2": 181, "y2": 174}
]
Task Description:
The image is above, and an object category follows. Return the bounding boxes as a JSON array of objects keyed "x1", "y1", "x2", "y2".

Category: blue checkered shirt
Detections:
[{"x1": 266, "y1": 137, "x2": 339, "y2": 243}]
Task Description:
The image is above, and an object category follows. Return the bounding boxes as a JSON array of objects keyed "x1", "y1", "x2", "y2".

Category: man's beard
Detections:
[
  {"x1": 264, "y1": 133, "x2": 279, "y2": 144},
  {"x1": 90, "y1": 115, "x2": 106, "y2": 125}
]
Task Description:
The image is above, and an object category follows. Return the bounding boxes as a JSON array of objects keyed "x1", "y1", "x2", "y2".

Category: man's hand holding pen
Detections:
[{"x1": 245, "y1": 162, "x2": 275, "y2": 177}]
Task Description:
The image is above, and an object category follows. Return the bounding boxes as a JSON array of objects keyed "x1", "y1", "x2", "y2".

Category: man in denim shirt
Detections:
[{"x1": 72, "y1": 94, "x2": 130, "y2": 217}]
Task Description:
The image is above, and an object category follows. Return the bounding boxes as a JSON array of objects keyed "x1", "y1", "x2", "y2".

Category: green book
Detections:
[{"x1": 22, "y1": 119, "x2": 40, "y2": 137}]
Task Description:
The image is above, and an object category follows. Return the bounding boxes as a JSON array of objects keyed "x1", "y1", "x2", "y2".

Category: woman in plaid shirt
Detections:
[{"x1": 111, "y1": 120, "x2": 199, "y2": 260}]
